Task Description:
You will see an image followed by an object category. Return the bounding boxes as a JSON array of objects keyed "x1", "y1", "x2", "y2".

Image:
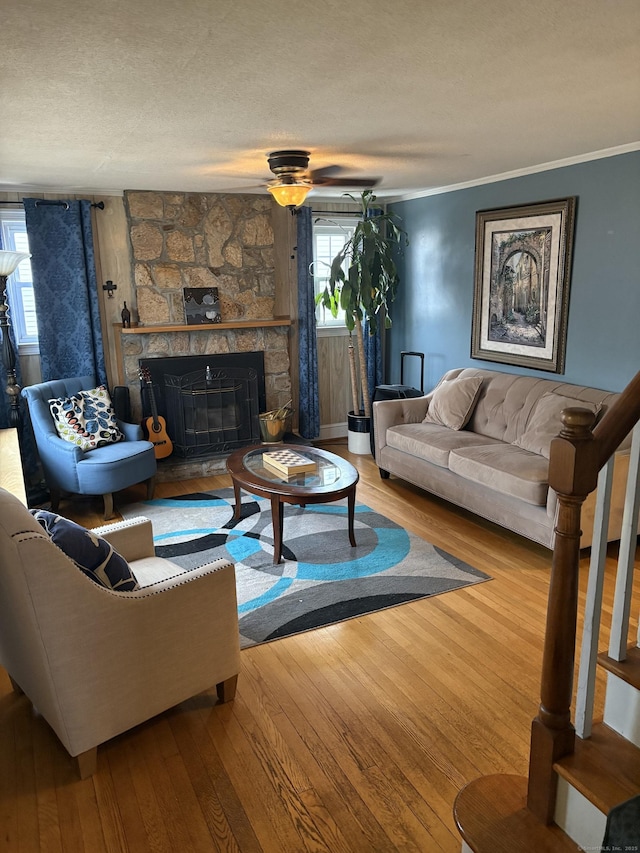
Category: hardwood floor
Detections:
[{"x1": 2, "y1": 442, "x2": 638, "y2": 852}]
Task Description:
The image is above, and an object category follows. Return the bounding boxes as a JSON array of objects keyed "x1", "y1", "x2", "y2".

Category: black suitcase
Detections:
[{"x1": 371, "y1": 351, "x2": 425, "y2": 456}]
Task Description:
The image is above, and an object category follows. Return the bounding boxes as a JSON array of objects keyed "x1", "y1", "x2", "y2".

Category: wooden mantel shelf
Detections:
[{"x1": 116, "y1": 319, "x2": 291, "y2": 334}]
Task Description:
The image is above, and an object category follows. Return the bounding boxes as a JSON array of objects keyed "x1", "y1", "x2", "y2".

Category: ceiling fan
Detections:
[{"x1": 266, "y1": 150, "x2": 379, "y2": 208}]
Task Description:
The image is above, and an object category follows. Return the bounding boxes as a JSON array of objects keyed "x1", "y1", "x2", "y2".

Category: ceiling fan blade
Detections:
[
  {"x1": 308, "y1": 165, "x2": 345, "y2": 180},
  {"x1": 311, "y1": 176, "x2": 380, "y2": 187}
]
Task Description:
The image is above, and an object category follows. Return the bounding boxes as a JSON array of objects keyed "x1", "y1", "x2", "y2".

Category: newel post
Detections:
[{"x1": 527, "y1": 407, "x2": 600, "y2": 823}]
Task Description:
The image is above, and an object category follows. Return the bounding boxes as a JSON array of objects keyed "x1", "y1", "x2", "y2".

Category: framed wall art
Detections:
[
  {"x1": 471, "y1": 197, "x2": 576, "y2": 373},
  {"x1": 183, "y1": 287, "x2": 221, "y2": 325}
]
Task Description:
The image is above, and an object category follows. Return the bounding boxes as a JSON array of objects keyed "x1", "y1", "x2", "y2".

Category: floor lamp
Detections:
[{"x1": 0, "y1": 250, "x2": 31, "y2": 428}]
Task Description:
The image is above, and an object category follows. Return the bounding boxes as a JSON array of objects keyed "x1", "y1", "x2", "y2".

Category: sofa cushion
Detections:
[
  {"x1": 30, "y1": 509, "x2": 139, "y2": 591},
  {"x1": 387, "y1": 422, "x2": 503, "y2": 468},
  {"x1": 458, "y1": 370, "x2": 551, "y2": 442},
  {"x1": 513, "y1": 392, "x2": 600, "y2": 459},
  {"x1": 423, "y1": 376, "x2": 483, "y2": 430},
  {"x1": 449, "y1": 444, "x2": 550, "y2": 506}
]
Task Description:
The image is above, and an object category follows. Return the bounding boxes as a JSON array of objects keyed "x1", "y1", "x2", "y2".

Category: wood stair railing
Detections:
[{"x1": 454, "y1": 369, "x2": 640, "y2": 852}]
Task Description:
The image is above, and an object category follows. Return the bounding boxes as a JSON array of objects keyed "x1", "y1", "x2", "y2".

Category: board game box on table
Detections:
[{"x1": 262, "y1": 449, "x2": 316, "y2": 476}]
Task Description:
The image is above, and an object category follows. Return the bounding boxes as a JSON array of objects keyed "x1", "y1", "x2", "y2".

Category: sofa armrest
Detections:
[
  {"x1": 43, "y1": 431, "x2": 85, "y2": 461},
  {"x1": 373, "y1": 396, "x2": 430, "y2": 459},
  {"x1": 35, "y1": 432, "x2": 85, "y2": 491},
  {"x1": 91, "y1": 516, "x2": 155, "y2": 560},
  {"x1": 117, "y1": 420, "x2": 144, "y2": 441}
]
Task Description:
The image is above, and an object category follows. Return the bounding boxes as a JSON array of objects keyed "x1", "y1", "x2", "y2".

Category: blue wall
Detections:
[{"x1": 388, "y1": 150, "x2": 640, "y2": 394}]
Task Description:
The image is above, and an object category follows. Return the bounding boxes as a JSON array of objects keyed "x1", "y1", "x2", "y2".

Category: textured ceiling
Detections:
[{"x1": 1, "y1": 0, "x2": 639, "y2": 200}]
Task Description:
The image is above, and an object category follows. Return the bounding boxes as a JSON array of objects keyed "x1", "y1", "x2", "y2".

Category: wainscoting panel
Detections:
[{"x1": 317, "y1": 330, "x2": 354, "y2": 438}]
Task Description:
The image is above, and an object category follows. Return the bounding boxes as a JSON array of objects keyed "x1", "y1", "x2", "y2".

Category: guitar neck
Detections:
[{"x1": 146, "y1": 382, "x2": 160, "y2": 429}]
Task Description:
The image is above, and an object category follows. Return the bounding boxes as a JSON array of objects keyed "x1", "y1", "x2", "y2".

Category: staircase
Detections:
[{"x1": 454, "y1": 371, "x2": 640, "y2": 852}]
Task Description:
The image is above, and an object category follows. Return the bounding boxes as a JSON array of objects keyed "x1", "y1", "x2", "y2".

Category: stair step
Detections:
[
  {"x1": 554, "y1": 722, "x2": 640, "y2": 814},
  {"x1": 453, "y1": 774, "x2": 580, "y2": 852},
  {"x1": 598, "y1": 645, "x2": 640, "y2": 690}
]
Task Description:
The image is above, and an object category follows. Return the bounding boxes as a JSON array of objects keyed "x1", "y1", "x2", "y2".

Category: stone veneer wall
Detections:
[{"x1": 121, "y1": 190, "x2": 291, "y2": 427}]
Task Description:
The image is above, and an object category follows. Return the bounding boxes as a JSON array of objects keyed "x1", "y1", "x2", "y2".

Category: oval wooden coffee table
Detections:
[{"x1": 226, "y1": 444, "x2": 359, "y2": 564}]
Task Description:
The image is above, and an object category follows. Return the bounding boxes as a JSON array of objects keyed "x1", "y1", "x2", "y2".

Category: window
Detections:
[
  {"x1": 312, "y1": 215, "x2": 359, "y2": 328},
  {"x1": 0, "y1": 210, "x2": 38, "y2": 354}
]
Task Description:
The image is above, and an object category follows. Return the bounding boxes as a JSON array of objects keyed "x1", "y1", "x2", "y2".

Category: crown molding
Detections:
[
  {"x1": 0, "y1": 187, "x2": 124, "y2": 197},
  {"x1": 390, "y1": 142, "x2": 640, "y2": 203}
]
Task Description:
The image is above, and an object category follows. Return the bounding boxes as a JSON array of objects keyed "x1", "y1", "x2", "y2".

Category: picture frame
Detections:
[
  {"x1": 183, "y1": 287, "x2": 221, "y2": 325},
  {"x1": 471, "y1": 197, "x2": 576, "y2": 373}
]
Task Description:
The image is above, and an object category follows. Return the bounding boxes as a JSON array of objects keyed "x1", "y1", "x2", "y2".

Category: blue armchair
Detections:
[{"x1": 22, "y1": 375, "x2": 157, "y2": 519}]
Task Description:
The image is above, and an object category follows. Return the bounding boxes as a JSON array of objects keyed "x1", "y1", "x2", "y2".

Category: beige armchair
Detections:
[{"x1": 0, "y1": 487, "x2": 240, "y2": 778}]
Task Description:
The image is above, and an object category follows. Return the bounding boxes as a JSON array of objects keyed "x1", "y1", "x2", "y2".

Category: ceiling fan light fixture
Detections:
[{"x1": 267, "y1": 178, "x2": 312, "y2": 208}]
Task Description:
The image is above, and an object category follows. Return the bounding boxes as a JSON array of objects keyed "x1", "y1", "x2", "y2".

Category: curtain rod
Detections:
[
  {"x1": 311, "y1": 209, "x2": 360, "y2": 216},
  {"x1": 0, "y1": 200, "x2": 105, "y2": 209}
]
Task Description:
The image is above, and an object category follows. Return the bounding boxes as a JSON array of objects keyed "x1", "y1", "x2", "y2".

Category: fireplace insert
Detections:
[{"x1": 139, "y1": 352, "x2": 265, "y2": 458}]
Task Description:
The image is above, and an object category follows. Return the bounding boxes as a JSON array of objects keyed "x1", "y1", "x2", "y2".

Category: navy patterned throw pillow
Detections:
[{"x1": 30, "y1": 510, "x2": 139, "y2": 591}]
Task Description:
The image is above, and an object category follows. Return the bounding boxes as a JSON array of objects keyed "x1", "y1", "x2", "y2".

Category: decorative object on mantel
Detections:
[
  {"x1": 0, "y1": 250, "x2": 31, "y2": 427},
  {"x1": 183, "y1": 287, "x2": 221, "y2": 325},
  {"x1": 120, "y1": 302, "x2": 131, "y2": 328}
]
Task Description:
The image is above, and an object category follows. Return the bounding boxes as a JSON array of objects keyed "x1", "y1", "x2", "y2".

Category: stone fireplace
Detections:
[{"x1": 117, "y1": 190, "x2": 292, "y2": 480}]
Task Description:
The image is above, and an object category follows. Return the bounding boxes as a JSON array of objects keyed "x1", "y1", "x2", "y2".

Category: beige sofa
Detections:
[{"x1": 373, "y1": 367, "x2": 630, "y2": 548}]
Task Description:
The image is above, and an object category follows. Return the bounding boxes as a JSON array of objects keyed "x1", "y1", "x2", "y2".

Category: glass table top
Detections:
[{"x1": 242, "y1": 446, "x2": 350, "y2": 489}]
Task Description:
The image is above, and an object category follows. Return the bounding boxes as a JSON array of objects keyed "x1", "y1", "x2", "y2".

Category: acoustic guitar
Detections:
[{"x1": 139, "y1": 367, "x2": 173, "y2": 459}]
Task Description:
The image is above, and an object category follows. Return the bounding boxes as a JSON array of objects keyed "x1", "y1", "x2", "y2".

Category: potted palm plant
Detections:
[{"x1": 317, "y1": 190, "x2": 408, "y2": 453}]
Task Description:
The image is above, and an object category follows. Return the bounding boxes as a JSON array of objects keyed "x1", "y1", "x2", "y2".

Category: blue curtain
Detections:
[
  {"x1": 364, "y1": 204, "x2": 385, "y2": 405},
  {"x1": 364, "y1": 318, "x2": 383, "y2": 406},
  {"x1": 296, "y1": 207, "x2": 320, "y2": 439},
  {"x1": 24, "y1": 199, "x2": 106, "y2": 384}
]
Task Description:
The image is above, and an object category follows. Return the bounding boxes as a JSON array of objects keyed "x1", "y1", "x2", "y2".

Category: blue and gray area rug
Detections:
[{"x1": 121, "y1": 488, "x2": 490, "y2": 648}]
